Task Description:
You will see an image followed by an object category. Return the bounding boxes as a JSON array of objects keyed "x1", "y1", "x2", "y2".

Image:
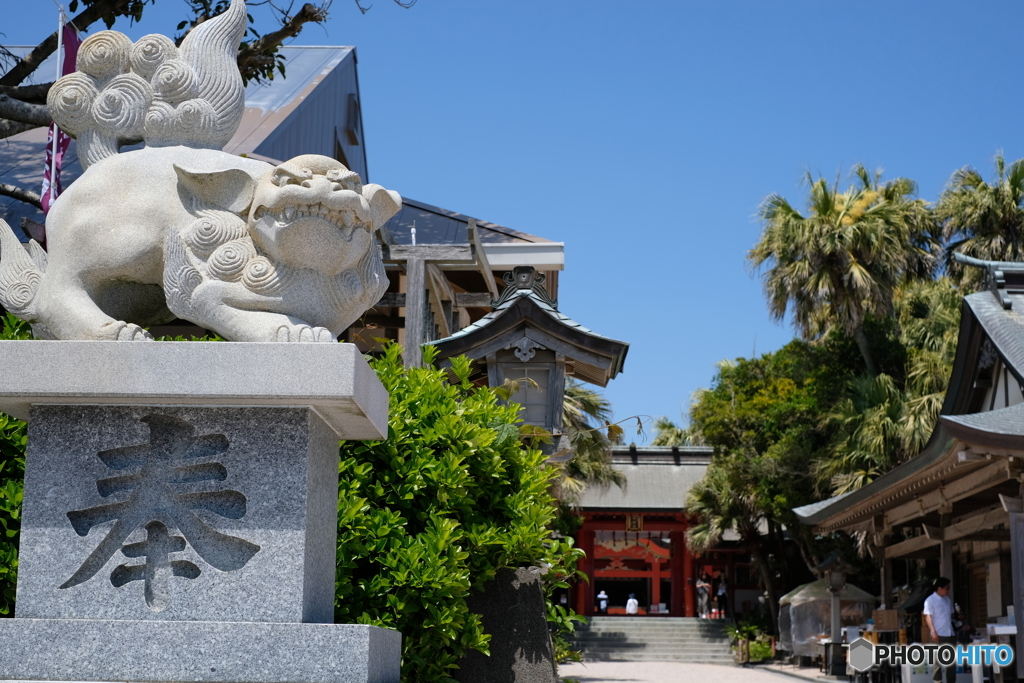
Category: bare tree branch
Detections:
[
  {"x1": 0, "y1": 119, "x2": 40, "y2": 140},
  {"x1": 0, "y1": 0, "x2": 137, "y2": 87},
  {"x1": 236, "y1": 3, "x2": 327, "y2": 75},
  {"x1": 0, "y1": 82, "x2": 53, "y2": 104},
  {"x1": 0, "y1": 184, "x2": 43, "y2": 210},
  {"x1": 0, "y1": 94, "x2": 51, "y2": 127}
]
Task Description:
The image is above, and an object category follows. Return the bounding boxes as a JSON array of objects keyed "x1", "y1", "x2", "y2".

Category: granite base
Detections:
[{"x1": 0, "y1": 619, "x2": 401, "y2": 683}]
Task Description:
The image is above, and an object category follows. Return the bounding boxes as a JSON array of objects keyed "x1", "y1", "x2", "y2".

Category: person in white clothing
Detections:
[
  {"x1": 626, "y1": 593, "x2": 639, "y2": 615},
  {"x1": 596, "y1": 590, "x2": 608, "y2": 614},
  {"x1": 923, "y1": 577, "x2": 954, "y2": 683}
]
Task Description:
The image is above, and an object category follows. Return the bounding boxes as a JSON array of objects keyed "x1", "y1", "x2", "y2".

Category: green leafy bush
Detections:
[
  {"x1": 0, "y1": 314, "x2": 31, "y2": 616},
  {"x1": 335, "y1": 344, "x2": 581, "y2": 682}
]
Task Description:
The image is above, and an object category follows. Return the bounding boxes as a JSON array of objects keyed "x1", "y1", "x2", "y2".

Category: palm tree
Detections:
[
  {"x1": 651, "y1": 415, "x2": 706, "y2": 447},
  {"x1": 938, "y1": 152, "x2": 1024, "y2": 288},
  {"x1": 749, "y1": 165, "x2": 939, "y2": 375},
  {"x1": 814, "y1": 278, "x2": 961, "y2": 495},
  {"x1": 686, "y1": 463, "x2": 780, "y2": 631},
  {"x1": 554, "y1": 380, "x2": 625, "y2": 504}
]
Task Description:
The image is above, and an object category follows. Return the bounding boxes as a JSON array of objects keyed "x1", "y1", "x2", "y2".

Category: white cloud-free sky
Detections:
[{"x1": 5, "y1": 1, "x2": 1024, "y2": 434}]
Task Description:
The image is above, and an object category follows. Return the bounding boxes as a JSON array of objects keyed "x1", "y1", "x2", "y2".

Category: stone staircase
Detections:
[{"x1": 567, "y1": 617, "x2": 735, "y2": 664}]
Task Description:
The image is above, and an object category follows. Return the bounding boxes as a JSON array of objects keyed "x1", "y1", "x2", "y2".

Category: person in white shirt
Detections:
[
  {"x1": 596, "y1": 590, "x2": 608, "y2": 614},
  {"x1": 626, "y1": 593, "x2": 639, "y2": 615},
  {"x1": 923, "y1": 577, "x2": 954, "y2": 683}
]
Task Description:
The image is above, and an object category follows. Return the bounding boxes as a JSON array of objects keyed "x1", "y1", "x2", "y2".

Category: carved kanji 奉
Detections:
[{"x1": 61, "y1": 414, "x2": 259, "y2": 609}]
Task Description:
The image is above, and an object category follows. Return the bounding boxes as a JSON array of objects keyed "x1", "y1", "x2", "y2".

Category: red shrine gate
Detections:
[{"x1": 573, "y1": 512, "x2": 694, "y2": 617}]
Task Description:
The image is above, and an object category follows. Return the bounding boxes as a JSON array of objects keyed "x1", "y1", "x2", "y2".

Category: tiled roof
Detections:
[{"x1": 579, "y1": 447, "x2": 711, "y2": 510}]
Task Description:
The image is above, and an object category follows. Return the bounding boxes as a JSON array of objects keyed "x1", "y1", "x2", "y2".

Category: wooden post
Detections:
[
  {"x1": 577, "y1": 527, "x2": 595, "y2": 617},
  {"x1": 674, "y1": 528, "x2": 690, "y2": 617},
  {"x1": 939, "y1": 512, "x2": 954, "y2": 596},
  {"x1": 1003, "y1": 494, "x2": 1024, "y2": 678},
  {"x1": 940, "y1": 541, "x2": 954, "y2": 593},
  {"x1": 881, "y1": 557, "x2": 893, "y2": 608},
  {"x1": 651, "y1": 559, "x2": 661, "y2": 612},
  {"x1": 403, "y1": 257, "x2": 426, "y2": 367}
]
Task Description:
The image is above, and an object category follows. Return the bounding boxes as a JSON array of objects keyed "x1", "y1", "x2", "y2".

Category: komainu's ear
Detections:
[
  {"x1": 173, "y1": 164, "x2": 258, "y2": 214},
  {"x1": 362, "y1": 184, "x2": 402, "y2": 230}
]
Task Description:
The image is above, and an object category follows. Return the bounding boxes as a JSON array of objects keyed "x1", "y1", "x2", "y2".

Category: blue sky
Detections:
[{"x1": 5, "y1": 1, "x2": 1024, "y2": 435}]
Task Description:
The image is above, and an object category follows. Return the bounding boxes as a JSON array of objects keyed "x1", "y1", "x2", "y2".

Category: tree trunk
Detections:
[
  {"x1": 853, "y1": 325, "x2": 879, "y2": 376},
  {"x1": 748, "y1": 538, "x2": 780, "y2": 636}
]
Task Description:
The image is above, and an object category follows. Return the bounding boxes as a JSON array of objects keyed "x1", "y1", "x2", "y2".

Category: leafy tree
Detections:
[
  {"x1": 683, "y1": 343, "x2": 836, "y2": 630},
  {"x1": 938, "y1": 152, "x2": 1024, "y2": 288},
  {"x1": 749, "y1": 165, "x2": 939, "y2": 375},
  {"x1": 814, "y1": 278, "x2": 960, "y2": 494}
]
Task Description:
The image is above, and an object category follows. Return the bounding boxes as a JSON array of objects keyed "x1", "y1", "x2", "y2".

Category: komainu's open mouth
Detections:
[{"x1": 253, "y1": 204, "x2": 368, "y2": 230}]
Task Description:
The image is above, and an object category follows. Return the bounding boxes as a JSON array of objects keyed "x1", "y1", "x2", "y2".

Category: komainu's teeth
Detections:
[{"x1": 284, "y1": 206, "x2": 296, "y2": 221}]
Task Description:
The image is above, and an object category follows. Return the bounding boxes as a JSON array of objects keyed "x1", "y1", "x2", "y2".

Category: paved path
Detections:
[{"x1": 559, "y1": 661, "x2": 810, "y2": 683}]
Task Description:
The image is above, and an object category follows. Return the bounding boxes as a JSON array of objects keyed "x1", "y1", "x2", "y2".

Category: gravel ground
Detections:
[{"x1": 558, "y1": 661, "x2": 808, "y2": 683}]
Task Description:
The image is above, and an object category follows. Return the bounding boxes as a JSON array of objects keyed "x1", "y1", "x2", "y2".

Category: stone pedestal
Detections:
[
  {"x1": 0, "y1": 341, "x2": 400, "y2": 683},
  {"x1": 454, "y1": 567, "x2": 558, "y2": 683}
]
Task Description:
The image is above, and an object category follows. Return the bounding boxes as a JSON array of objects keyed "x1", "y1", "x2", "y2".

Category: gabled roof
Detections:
[
  {"x1": 793, "y1": 285, "x2": 1024, "y2": 531},
  {"x1": 429, "y1": 269, "x2": 628, "y2": 387}
]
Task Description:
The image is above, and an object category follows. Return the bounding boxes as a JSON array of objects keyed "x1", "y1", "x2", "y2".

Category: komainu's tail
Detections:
[
  {"x1": 47, "y1": 0, "x2": 247, "y2": 169},
  {"x1": 0, "y1": 219, "x2": 45, "y2": 321}
]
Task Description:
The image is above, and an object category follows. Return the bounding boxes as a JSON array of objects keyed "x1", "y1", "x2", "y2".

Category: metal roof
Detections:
[
  {"x1": 578, "y1": 446, "x2": 711, "y2": 510},
  {"x1": 383, "y1": 196, "x2": 553, "y2": 246}
]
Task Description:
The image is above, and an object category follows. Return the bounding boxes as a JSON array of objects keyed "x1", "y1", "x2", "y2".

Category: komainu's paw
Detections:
[
  {"x1": 275, "y1": 324, "x2": 335, "y2": 342},
  {"x1": 114, "y1": 322, "x2": 154, "y2": 341}
]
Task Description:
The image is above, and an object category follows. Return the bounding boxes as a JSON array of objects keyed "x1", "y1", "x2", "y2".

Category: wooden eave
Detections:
[{"x1": 794, "y1": 290, "x2": 1024, "y2": 535}]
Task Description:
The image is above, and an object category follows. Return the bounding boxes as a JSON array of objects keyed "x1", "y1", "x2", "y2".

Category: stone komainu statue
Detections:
[{"x1": 0, "y1": 0, "x2": 399, "y2": 342}]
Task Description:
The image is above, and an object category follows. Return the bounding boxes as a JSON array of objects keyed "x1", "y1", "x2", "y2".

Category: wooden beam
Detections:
[
  {"x1": 382, "y1": 244, "x2": 474, "y2": 263},
  {"x1": 404, "y1": 257, "x2": 426, "y2": 367},
  {"x1": 427, "y1": 264, "x2": 456, "y2": 302},
  {"x1": 959, "y1": 449, "x2": 985, "y2": 463},
  {"x1": 884, "y1": 459, "x2": 1020, "y2": 528},
  {"x1": 455, "y1": 292, "x2": 492, "y2": 307},
  {"x1": 468, "y1": 219, "x2": 499, "y2": 300},
  {"x1": 374, "y1": 292, "x2": 493, "y2": 308},
  {"x1": 885, "y1": 533, "x2": 939, "y2": 558},
  {"x1": 355, "y1": 315, "x2": 404, "y2": 329},
  {"x1": 922, "y1": 505, "x2": 1008, "y2": 544},
  {"x1": 426, "y1": 264, "x2": 451, "y2": 339},
  {"x1": 965, "y1": 530, "x2": 1011, "y2": 541}
]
